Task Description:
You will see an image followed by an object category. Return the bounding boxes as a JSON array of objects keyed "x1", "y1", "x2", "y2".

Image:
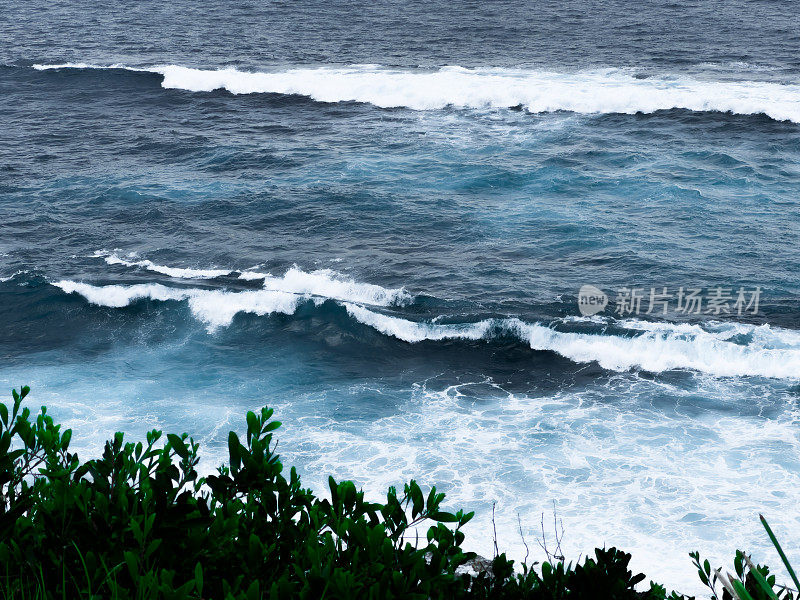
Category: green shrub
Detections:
[
  {"x1": 690, "y1": 515, "x2": 799, "y2": 600},
  {"x1": 0, "y1": 385, "x2": 679, "y2": 599}
]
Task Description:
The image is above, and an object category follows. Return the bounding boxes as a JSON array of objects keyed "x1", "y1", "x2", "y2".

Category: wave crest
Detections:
[
  {"x1": 53, "y1": 278, "x2": 800, "y2": 379},
  {"x1": 32, "y1": 63, "x2": 800, "y2": 122},
  {"x1": 92, "y1": 250, "x2": 411, "y2": 307}
]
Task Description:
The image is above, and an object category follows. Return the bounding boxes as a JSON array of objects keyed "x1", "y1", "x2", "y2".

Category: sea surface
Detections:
[{"x1": 2, "y1": 0, "x2": 800, "y2": 592}]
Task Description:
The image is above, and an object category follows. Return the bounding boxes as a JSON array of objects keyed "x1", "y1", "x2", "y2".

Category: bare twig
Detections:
[
  {"x1": 492, "y1": 501, "x2": 499, "y2": 558},
  {"x1": 517, "y1": 513, "x2": 530, "y2": 567},
  {"x1": 552, "y1": 500, "x2": 565, "y2": 561},
  {"x1": 536, "y1": 502, "x2": 565, "y2": 563}
]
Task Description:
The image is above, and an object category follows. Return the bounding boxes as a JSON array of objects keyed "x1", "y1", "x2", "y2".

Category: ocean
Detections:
[{"x1": 2, "y1": 0, "x2": 800, "y2": 592}]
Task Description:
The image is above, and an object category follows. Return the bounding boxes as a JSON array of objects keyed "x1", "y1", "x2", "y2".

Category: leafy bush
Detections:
[
  {"x1": 0, "y1": 385, "x2": 684, "y2": 598},
  {"x1": 690, "y1": 515, "x2": 799, "y2": 600}
]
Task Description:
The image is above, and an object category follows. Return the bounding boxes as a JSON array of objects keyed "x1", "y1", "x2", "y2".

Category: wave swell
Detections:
[
  {"x1": 52, "y1": 275, "x2": 800, "y2": 380},
  {"x1": 32, "y1": 63, "x2": 800, "y2": 122}
]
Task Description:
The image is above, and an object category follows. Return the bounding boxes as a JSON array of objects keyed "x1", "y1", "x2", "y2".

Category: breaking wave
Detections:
[
  {"x1": 51, "y1": 275, "x2": 800, "y2": 379},
  {"x1": 32, "y1": 63, "x2": 800, "y2": 122},
  {"x1": 92, "y1": 250, "x2": 411, "y2": 307}
]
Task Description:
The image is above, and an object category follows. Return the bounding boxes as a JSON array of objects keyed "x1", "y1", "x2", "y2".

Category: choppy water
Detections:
[{"x1": 3, "y1": 1, "x2": 800, "y2": 592}]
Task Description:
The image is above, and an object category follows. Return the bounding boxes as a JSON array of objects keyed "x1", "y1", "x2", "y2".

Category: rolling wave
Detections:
[
  {"x1": 54, "y1": 280, "x2": 305, "y2": 329},
  {"x1": 92, "y1": 251, "x2": 411, "y2": 306},
  {"x1": 51, "y1": 274, "x2": 800, "y2": 379},
  {"x1": 32, "y1": 63, "x2": 800, "y2": 122}
]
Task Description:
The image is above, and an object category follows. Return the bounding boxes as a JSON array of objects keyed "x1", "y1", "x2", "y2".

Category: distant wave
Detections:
[
  {"x1": 32, "y1": 63, "x2": 800, "y2": 122},
  {"x1": 52, "y1": 272, "x2": 800, "y2": 379}
]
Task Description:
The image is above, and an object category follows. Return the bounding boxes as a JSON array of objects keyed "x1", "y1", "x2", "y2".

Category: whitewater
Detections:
[
  {"x1": 47, "y1": 254, "x2": 800, "y2": 380},
  {"x1": 7, "y1": 6, "x2": 800, "y2": 591},
  {"x1": 32, "y1": 63, "x2": 800, "y2": 122}
]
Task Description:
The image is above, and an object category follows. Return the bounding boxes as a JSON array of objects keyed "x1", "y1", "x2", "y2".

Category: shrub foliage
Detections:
[{"x1": 0, "y1": 386, "x2": 793, "y2": 600}]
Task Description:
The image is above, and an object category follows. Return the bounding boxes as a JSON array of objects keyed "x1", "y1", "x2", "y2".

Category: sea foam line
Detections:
[
  {"x1": 32, "y1": 63, "x2": 800, "y2": 122},
  {"x1": 53, "y1": 279, "x2": 800, "y2": 379},
  {"x1": 95, "y1": 251, "x2": 234, "y2": 280}
]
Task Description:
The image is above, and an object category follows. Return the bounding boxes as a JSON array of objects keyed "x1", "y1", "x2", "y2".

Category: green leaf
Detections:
[
  {"x1": 760, "y1": 514, "x2": 800, "y2": 593},
  {"x1": 145, "y1": 539, "x2": 162, "y2": 558},
  {"x1": 194, "y1": 562, "x2": 203, "y2": 595},
  {"x1": 124, "y1": 551, "x2": 138, "y2": 579},
  {"x1": 247, "y1": 580, "x2": 259, "y2": 600},
  {"x1": 342, "y1": 481, "x2": 356, "y2": 507},
  {"x1": 430, "y1": 511, "x2": 458, "y2": 523},
  {"x1": 228, "y1": 431, "x2": 242, "y2": 473},
  {"x1": 742, "y1": 555, "x2": 778, "y2": 600},
  {"x1": 167, "y1": 433, "x2": 189, "y2": 459},
  {"x1": 409, "y1": 481, "x2": 423, "y2": 516},
  {"x1": 329, "y1": 476, "x2": 339, "y2": 504},
  {"x1": 0, "y1": 403, "x2": 7, "y2": 425},
  {"x1": 246, "y1": 411, "x2": 259, "y2": 439},
  {"x1": 731, "y1": 579, "x2": 755, "y2": 600}
]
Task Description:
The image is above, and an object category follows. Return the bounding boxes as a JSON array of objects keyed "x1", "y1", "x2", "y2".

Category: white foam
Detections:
[
  {"x1": 514, "y1": 320, "x2": 800, "y2": 379},
  {"x1": 55, "y1": 281, "x2": 191, "y2": 307},
  {"x1": 0, "y1": 269, "x2": 29, "y2": 282},
  {"x1": 55, "y1": 275, "x2": 800, "y2": 380},
  {"x1": 344, "y1": 303, "x2": 492, "y2": 342},
  {"x1": 94, "y1": 251, "x2": 234, "y2": 280},
  {"x1": 32, "y1": 63, "x2": 800, "y2": 122},
  {"x1": 34, "y1": 62, "x2": 118, "y2": 70},
  {"x1": 260, "y1": 268, "x2": 411, "y2": 306},
  {"x1": 91, "y1": 251, "x2": 411, "y2": 306},
  {"x1": 54, "y1": 280, "x2": 302, "y2": 329},
  {"x1": 237, "y1": 271, "x2": 270, "y2": 281},
  {"x1": 11, "y1": 339, "x2": 799, "y2": 596},
  {"x1": 186, "y1": 289, "x2": 305, "y2": 328},
  {"x1": 339, "y1": 310, "x2": 800, "y2": 379},
  {"x1": 267, "y1": 376, "x2": 800, "y2": 596}
]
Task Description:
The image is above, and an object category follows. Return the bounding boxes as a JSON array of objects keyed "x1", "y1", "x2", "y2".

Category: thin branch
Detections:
[
  {"x1": 492, "y1": 501, "x2": 499, "y2": 558},
  {"x1": 517, "y1": 513, "x2": 530, "y2": 567}
]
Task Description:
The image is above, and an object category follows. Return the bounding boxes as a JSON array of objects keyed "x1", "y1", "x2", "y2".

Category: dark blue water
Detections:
[{"x1": 2, "y1": 1, "x2": 800, "y2": 591}]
